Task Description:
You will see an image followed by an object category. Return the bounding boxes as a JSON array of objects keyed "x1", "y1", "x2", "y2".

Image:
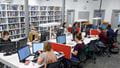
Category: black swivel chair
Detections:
[
  {"x1": 70, "y1": 47, "x2": 85, "y2": 68},
  {"x1": 46, "y1": 61, "x2": 63, "y2": 68}
]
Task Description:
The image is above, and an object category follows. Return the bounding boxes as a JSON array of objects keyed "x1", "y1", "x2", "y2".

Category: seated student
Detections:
[
  {"x1": 1, "y1": 31, "x2": 11, "y2": 43},
  {"x1": 107, "y1": 24, "x2": 115, "y2": 44},
  {"x1": 71, "y1": 33, "x2": 84, "y2": 61},
  {"x1": 28, "y1": 26, "x2": 40, "y2": 43},
  {"x1": 37, "y1": 42, "x2": 57, "y2": 68},
  {"x1": 99, "y1": 28, "x2": 108, "y2": 45}
]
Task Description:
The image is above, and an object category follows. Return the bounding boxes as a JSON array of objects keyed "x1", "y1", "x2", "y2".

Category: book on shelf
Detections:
[
  {"x1": 8, "y1": 24, "x2": 19, "y2": 29},
  {"x1": 20, "y1": 11, "x2": 25, "y2": 17},
  {"x1": 0, "y1": 18, "x2": 6, "y2": 24},
  {"x1": 8, "y1": 18, "x2": 19, "y2": 23},
  {"x1": 9, "y1": 29, "x2": 20, "y2": 35},
  {"x1": 0, "y1": 11, "x2": 6, "y2": 17},
  {"x1": 40, "y1": 6, "x2": 47, "y2": 10},
  {"x1": 0, "y1": 25, "x2": 7, "y2": 30},
  {"x1": 7, "y1": 5, "x2": 18, "y2": 10},
  {"x1": 48, "y1": 6, "x2": 54, "y2": 10},
  {"x1": 0, "y1": 4, "x2": 6, "y2": 10},
  {"x1": 7, "y1": 11, "x2": 18, "y2": 17}
]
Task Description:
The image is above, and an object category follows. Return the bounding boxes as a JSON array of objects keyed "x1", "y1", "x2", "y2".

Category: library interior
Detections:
[{"x1": 0, "y1": 0, "x2": 120, "y2": 68}]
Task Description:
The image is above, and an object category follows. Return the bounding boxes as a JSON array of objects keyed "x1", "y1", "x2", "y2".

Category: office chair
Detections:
[
  {"x1": 70, "y1": 47, "x2": 85, "y2": 68},
  {"x1": 85, "y1": 40, "x2": 97, "y2": 64},
  {"x1": 47, "y1": 61, "x2": 63, "y2": 68}
]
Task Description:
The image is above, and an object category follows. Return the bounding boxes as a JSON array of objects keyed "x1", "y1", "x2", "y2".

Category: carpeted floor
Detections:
[{"x1": 84, "y1": 35, "x2": 120, "y2": 68}]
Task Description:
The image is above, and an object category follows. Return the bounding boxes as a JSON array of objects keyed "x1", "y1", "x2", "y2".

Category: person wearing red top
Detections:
[{"x1": 99, "y1": 28, "x2": 108, "y2": 45}]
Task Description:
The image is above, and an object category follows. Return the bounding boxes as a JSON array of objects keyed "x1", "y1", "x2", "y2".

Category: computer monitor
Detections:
[
  {"x1": 0, "y1": 42, "x2": 17, "y2": 55},
  {"x1": 41, "y1": 31, "x2": 50, "y2": 42},
  {"x1": 56, "y1": 34, "x2": 66, "y2": 44},
  {"x1": 18, "y1": 37, "x2": 27, "y2": 49},
  {"x1": 32, "y1": 43, "x2": 44, "y2": 54},
  {"x1": 17, "y1": 45, "x2": 31, "y2": 62}
]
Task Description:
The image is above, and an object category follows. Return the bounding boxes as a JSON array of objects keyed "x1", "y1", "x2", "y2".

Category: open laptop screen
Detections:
[
  {"x1": 32, "y1": 43, "x2": 44, "y2": 54},
  {"x1": 18, "y1": 45, "x2": 31, "y2": 62}
]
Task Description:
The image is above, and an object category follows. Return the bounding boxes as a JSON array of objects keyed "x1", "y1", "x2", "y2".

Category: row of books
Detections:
[
  {"x1": 7, "y1": 11, "x2": 18, "y2": 17},
  {"x1": 8, "y1": 18, "x2": 19, "y2": 23},
  {"x1": 0, "y1": 18, "x2": 6, "y2": 23},
  {"x1": 0, "y1": 11, "x2": 6, "y2": 17},
  {"x1": 8, "y1": 24, "x2": 19, "y2": 29},
  {"x1": 9, "y1": 29, "x2": 20, "y2": 35},
  {"x1": 0, "y1": 25, "x2": 7, "y2": 31}
]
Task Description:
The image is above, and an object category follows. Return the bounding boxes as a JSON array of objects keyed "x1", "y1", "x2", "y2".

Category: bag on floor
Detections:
[{"x1": 110, "y1": 43, "x2": 119, "y2": 54}]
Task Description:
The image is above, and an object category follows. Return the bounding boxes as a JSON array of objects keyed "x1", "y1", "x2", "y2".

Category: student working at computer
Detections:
[
  {"x1": 1, "y1": 31, "x2": 11, "y2": 43},
  {"x1": 37, "y1": 42, "x2": 57, "y2": 68},
  {"x1": 28, "y1": 26, "x2": 40, "y2": 43},
  {"x1": 71, "y1": 33, "x2": 84, "y2": 61}
]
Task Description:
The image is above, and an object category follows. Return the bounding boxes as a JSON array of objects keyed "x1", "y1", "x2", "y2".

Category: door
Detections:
[
  {"x1": 67, "y1": 10, "x2": 75, "y2": 24},
  {"x1": 111, "y1": 10, "x2": 120, "y2": 42},
  {"x1": 111, "y1": 10, "x2": 120, "y2": 29},
  {"x1": 78, "y1": 11, "x2": 89, "y2": 20},
  {"x1": 94, "y1": 10, "x2": 105, "y2": 20}
]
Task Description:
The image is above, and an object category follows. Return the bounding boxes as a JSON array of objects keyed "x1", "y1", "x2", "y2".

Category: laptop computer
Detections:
[{"x1": 17, "y1": 45, "x2": 31, "y2": 63}]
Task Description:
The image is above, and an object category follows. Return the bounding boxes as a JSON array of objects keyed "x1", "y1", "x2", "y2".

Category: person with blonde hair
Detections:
[
  {"x1": 37, "y1": 42, "x2": 57, "y2": 68},
  {"x1": 28, "y1": 26, "x2": 40, "y2": 43}
]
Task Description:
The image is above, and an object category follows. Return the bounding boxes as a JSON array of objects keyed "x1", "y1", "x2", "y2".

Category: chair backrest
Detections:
[
  {"x1": 47, "y1": 61, "x2": 60, "y2": 68},
  {"x1": 77, "y1": 46, "x2": 86, "y2": 62},
  {"x1": 90, "y1": 29, "x2": 100, "y2": 36},
  {"x1": 50, "y1": 42, "x2": 71, "y2": 59}
]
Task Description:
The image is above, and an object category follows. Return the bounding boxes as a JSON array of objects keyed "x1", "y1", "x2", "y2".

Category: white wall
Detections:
[
  {"x1": 101, "y1": 0, "x2": 120, "y2": 23},
  {"x1": 0, "y1": 0, "x2": 120, "y2": 23},
  {"x1": 65, "y1": 0, "x2": 100, "y2": 22}
]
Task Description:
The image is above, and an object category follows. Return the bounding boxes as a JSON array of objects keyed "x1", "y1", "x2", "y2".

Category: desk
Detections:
[
  {"x1": 0, "y1": 49, "x2": 64, "y2": 68},
  {"x1": 49, "y1": 33, "x2": 99, "y2": 47},
  {"x1": 11, "y1": 37, "x2": 26, "y2": 42}
]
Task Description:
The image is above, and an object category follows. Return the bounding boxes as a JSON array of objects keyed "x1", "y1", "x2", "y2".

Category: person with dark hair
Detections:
[
  {"x1": 99, "y1": 28, "x2": 108, "y2": 45},
  {"x1": 1, "y1": 31, "x2": 11, "y2": 43},
  {"x1": 107, "y1": 24, "x2": 115, "y2": 43},
  {"x1": 72, "y1": 22, "x2": 78, "y2": 41},
  {"x1": 71, "y1": 33, "x2": 84, "y2": 61},
  {"x1": 37, "y1": 42, "x2": 57, "y2": 68}
]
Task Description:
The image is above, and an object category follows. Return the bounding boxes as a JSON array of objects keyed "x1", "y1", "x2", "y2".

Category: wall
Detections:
[
  {"x1": 0, "y1": 0, "x2": 120, "y2": 23},
  {"x1": 65, "y1": 0, "x2": 100, "y2": 22},
  {"x1": 101, "y1": 0, "x2": 120, "y2": 23}
]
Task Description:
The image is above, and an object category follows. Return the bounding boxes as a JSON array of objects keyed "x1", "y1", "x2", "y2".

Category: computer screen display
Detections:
[
  {"x1": 18, "y1": 45, "x2": 31, "y2": 62},
  {"x1": 32, "y1": 43, "x2": 44, "y2": 53},
  {"x1": 18, "y1": 37, "x2": 27, "y2": 49},
  {"x1": 56, "y1": 35, "x2": 66, "y2": 44}
]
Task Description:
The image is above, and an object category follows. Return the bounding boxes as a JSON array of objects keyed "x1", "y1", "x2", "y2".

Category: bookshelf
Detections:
[
  {"x1": 0, "y1": 3, "x2": 26, "y2": 39},
  {"x1": 0, "y1": 3, "x2": 62, "y2": 39}
]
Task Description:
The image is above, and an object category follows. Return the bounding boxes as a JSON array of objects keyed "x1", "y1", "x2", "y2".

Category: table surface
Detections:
[
  {"x1": 0, "y1": 48, "x2": 64, "y2": 68},
  {"x1": 49, "y1": 33, "x2": 99, "y2": 47}
]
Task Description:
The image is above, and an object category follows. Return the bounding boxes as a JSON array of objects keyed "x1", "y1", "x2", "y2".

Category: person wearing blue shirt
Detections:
[{"x1": 107, "y1": 24, "x2": 115, "y2": 45}]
